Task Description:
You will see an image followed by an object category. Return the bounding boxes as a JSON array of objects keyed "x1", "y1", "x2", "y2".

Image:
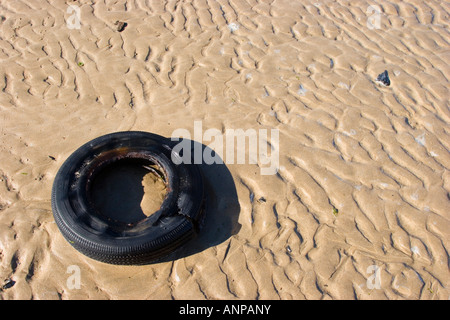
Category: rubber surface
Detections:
[{"x1": 51, "y1": 131, "x2": 205, "y2": 265}]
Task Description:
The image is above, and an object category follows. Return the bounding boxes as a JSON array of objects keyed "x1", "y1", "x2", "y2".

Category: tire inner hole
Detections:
[{"x1": 90, "y1": 160, "x2": 167, "y2": 224}]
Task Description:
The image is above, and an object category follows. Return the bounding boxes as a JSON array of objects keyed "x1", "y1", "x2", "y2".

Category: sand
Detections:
[
  {"x1": 0, "y1": 0, "x2": 449, "y2": 300},
  {"x1": 91, "y1": 161, "x2": 167, "y2": 222}
]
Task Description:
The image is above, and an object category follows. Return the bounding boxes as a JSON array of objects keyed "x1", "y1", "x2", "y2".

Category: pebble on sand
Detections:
[{"x1": 376, "y1": 70, "x2": 390, "y2": 86}]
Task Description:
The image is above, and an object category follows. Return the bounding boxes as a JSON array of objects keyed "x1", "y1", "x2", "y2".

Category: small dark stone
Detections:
[
  {"x1": 115, "y1": 21, "x2": 127, "y2": 32},
  {"x1": 376, "y1": 70, "x2": 390, "y2": 86},
  {"x1": 2, "y1": 279, "x2": 15, "y2": 290}
]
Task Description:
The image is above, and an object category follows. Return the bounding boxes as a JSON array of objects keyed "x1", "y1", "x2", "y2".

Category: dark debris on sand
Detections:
[
  {"x1": 115, "y1": 21, "x2": 127, "y2": 32},
  {"x1": 376, "y1": 70, "x2": 391, "y2": 86}
]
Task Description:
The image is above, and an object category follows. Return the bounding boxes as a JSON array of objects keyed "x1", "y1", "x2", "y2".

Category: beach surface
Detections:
[{"x1": 0, "y1": 0, "x2": 449, "y2": 299}]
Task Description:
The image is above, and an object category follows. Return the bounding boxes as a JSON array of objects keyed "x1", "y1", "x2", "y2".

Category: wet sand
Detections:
[{"x1": 0, "y1": 0, "x2": 449, "y2": 299}]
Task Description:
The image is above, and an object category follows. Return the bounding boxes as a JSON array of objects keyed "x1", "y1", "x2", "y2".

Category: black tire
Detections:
[{"x1": 51, "y1": 131, "x2": 205, "y2": 265}]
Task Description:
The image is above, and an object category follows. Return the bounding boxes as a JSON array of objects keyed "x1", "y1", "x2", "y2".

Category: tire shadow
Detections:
[{"x1": 159, "y1": 140, "x2": 241, "y2": 262}]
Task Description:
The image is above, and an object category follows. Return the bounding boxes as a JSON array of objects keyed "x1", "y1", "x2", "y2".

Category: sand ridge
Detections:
[{"x1": 0, "y1": 0, "x2": 449, "y2": 299}]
